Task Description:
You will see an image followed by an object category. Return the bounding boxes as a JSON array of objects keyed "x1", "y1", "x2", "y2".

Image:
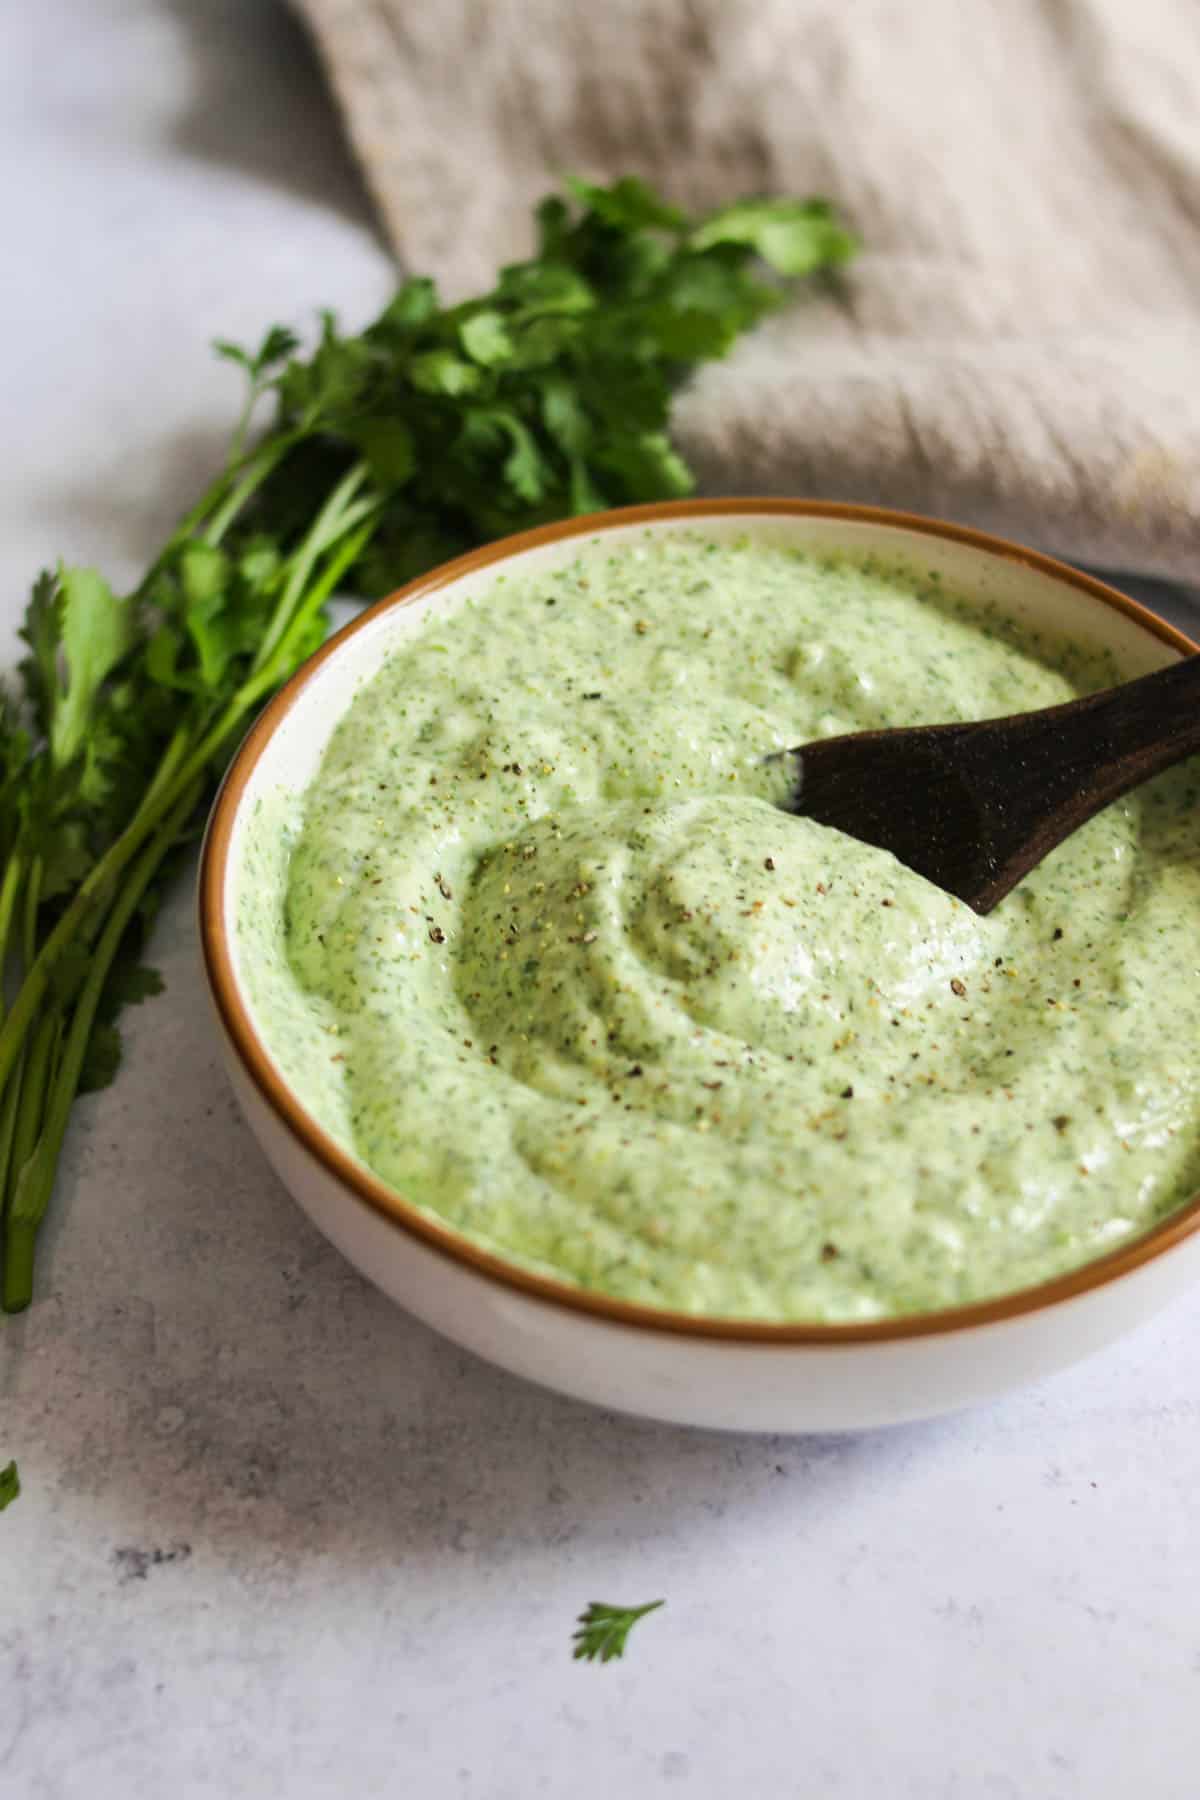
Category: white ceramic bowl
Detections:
[{"x1": 198, "y1": 500, "x2": 1200, "y2": 1432}]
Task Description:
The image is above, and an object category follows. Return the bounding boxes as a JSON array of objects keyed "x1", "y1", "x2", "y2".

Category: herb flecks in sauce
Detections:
[{"x1": 240, "y1": 534, "x2": 1200, "y2": 1322}]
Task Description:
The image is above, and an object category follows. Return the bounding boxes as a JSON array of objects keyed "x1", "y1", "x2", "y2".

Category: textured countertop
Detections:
[{"x1": 3, "y1": 5, "x2": 1200, "y2": 1796}]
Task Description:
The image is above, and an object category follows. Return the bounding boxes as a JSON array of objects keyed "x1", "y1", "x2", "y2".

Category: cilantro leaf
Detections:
[
  {"x1": 48, "y1": 937, "x2": 92, "y2": 1007},
  {"x1": 595, "y1": 432, "x2": 694, "y2": 501},
  {"x1": 52, "y1": 568, "x2": 133, "y2": 768},
  {"x1": 634, "y1": 301, "x2": 744, "y2": 363},
  {"x1": 213, "y1": 323, "x2": 301, "y2": 382},
  {"x1": 37, "y1": 821, "x2": 93, "y2": 903},
  {"x1": 180, "y1": 544, "x2": 237, "y2": 691},
  {"x1": 459, "y1": 310, "x2": 516, "y2": 368},
  {"x1": 101, "y1": 961, "x2": 165, "y2": 1018},
  {"x1": 16, "y1": 573, "x2": 58, "y2": 737},
  {"x1": 408, "y1": 350, "x2": 484, "y2": 398},
  {"x1": 572, "y1": 1600, "x2": 664, "y2": 1663},
  {"x1": 539, "y1": 376, "x2": 591, "y2": 457},
  {"x1": 371, "y1": 277, "x2": 440, "y2": 336},
  {"x1": 278, "y1": 314, "x2": 375, "y2": 423},
  {"x1": 0, "y1": 1461, "x2": 19, "y2": 1511},
  {"x1": 458, "y1": 409, "x2": 553, "y2": 504},
  {"x1": 78, "y1": 1022, "x2": 123, "y2": 1096},
  {"x1": 348, "y1": 419, "x2": 417, "y2": 490},
  {"x1": 502, "y1": 314, "x2": 584, "y2": 371},
  {"x1": 0, "y1": 689, "x2": 33, "y2": 864},
  {"x1": 79, "y1": 928, "x2": 172, "y2": 1096},
  {"x1": 494, "y1": 261, "x2": 595, "y2": 317},
  {"x1": 690, "y1": 196, "x2": 859, "y2": 275},
  {"x1": 565, "y1": 174, "x2": 687, "y2": 233},
  {"x1": 18, "y1": 569, "x2": 133, "y2": 770}
]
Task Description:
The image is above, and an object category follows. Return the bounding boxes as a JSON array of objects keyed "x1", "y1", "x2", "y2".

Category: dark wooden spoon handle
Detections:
[
  {"x1": 789, "y1": 653, "x2": 1200, "y2": 914},
  {"x1": 954, "y1": 650, "x2": 1200, "y2": 807}
]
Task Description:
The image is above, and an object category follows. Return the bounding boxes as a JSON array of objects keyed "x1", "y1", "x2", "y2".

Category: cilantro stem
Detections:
[
  {"x1": 2, "y1": 783, "x2": 199, "y2": 1311},
  {"x1": 0, "y1": 1049, "x2": 22, "y2": 1226},
  {"x1": 251, "y1": 460, "x2": 372, "y2": 675},
  {"x1": 228, "y1": 374, "x2": 271, "y2": 464},
  {"x1": 0, "y1": 854, "x2": 22, "y2": 1010},
  {"x1": 5, "y1": 860, "x2": 51, "y2": 1192},
  {"x1": 202, "y1": 433, "x2": 300, "y2": 551},
  {"x1": 21, "y1": 857, "x2": 42, "y2": 965},
  {"x1": 5, "y1": 1008, "x2": 59, "y2": 1211},
  {"x1": 0, "y1": 728, "x2": 194, "y2": 1092},
  {"x1": 0, "y1": 855, "x2": 29, "y2": 1292},
  {"x1": 267, "y1": 516, "x2": 380, "y2": 678},
  {"x1": 134, "y1": 433, "x2": 300, "y2": 603}
]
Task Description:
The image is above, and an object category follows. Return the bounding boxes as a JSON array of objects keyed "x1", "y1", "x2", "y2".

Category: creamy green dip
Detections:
[{"x1": 237, "y1": 532, "x2": 1200, "y2": 1321}]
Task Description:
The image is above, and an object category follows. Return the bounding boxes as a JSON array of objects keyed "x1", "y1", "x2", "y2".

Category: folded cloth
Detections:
[{"x1": 296, "y1": 0, "x2": 1200, "y2": 582}]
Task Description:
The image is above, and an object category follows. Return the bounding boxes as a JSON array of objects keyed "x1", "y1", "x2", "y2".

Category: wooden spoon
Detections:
[{"x1": 781, "y1": 653, "x2": 1200, "y2": 915}]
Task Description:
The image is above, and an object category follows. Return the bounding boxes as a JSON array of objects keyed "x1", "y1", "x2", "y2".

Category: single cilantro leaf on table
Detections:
[
  {"x1": 572, "y1": 1599, "x2": 665, "y2": 1663},
  {"x1": 0, "y1": 1461, "x2": 19, "y2": 1511}
]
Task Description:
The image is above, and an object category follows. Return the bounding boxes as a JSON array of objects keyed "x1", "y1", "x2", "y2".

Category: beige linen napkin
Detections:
[{"x1": 296, "y1": 0, "x2": 1200, "y2": 582}]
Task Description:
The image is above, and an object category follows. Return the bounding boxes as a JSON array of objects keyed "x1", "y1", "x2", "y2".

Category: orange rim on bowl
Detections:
[{"x1": 199, "y1": 499, "x2": 1200, "y2": 1343}]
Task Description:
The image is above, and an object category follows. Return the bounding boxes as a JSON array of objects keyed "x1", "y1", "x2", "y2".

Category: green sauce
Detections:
[{"x1": 237, "y1": 533, "x2": 1200, "y2": 1321}]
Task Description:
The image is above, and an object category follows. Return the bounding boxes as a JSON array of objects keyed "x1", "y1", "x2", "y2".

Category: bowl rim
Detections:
[{"x1": 199, "y1": 496, "x2": 1200, "y2": 1345}]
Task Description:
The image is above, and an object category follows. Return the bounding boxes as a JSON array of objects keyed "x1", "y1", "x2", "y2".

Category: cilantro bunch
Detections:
[{"x1": 0, "y1": 175, "x2": 856, "y2": 1312}]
